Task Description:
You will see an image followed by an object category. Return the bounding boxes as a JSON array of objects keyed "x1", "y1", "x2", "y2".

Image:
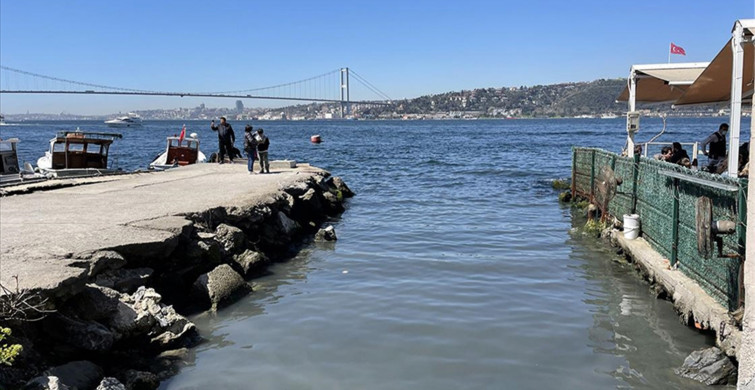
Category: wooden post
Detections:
[{"x1": 671, "y1": 178, "x2": 680, "y2": 266}]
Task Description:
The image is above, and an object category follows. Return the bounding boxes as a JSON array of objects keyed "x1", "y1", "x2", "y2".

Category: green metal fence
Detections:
[{"x1": 572, "y1": 147, "x2": 747, "y2": 310}]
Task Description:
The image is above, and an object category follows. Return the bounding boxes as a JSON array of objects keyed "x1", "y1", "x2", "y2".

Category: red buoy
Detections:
[{"x1": 310, "y1": 134, "x2": 322, "y2": 143}]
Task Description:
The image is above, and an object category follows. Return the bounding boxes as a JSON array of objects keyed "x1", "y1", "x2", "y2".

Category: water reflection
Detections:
[
  {"x1": 185, "y1": 247, "x2": 320, "y2": 354},
  {"x1": 568, "y1": 215, "x2": 724, "y2": 389}
]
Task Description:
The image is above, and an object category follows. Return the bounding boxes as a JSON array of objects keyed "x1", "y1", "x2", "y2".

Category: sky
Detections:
[{"x1": 1, "y1": 0, "x2": 755, "y2": 115}]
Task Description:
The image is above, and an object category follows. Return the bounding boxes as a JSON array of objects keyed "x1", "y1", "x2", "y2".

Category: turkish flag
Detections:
[
  {"x1": 178, "y1": 124, "x2": 186, "y2": 144},
  {"x1": 670, "y1": 43, "x2": 686, "y2": 55}
]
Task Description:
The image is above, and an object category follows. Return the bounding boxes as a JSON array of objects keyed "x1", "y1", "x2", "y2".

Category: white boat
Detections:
[
  {"x1": 0, "y1": 138, "x2": 48, "y2": 187},
  {"x1": 37, "y1": 130, "x2": 123, "y2": 178},
  {"x1": 105, "y1": 113, "x2": 142, "y2": 128},
  {"x1": 149, "y1": 132, "x2": 206, "y2": 170}
]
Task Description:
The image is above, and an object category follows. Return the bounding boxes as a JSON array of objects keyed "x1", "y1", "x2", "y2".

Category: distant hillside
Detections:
[
  {"x1": 268, "y1": 78, "x2": 644, "y2": 120},
  {"x1": 3, "y1": 78, "x2": 682, "y2": 121},
  {"x1": 384, "y1": 79, "x2": 628, "y2": 117}
]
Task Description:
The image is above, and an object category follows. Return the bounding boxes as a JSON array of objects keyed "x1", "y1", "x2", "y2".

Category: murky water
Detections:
[{"x1": 1, "y1": 117, "x2": 745, "y2": 389}]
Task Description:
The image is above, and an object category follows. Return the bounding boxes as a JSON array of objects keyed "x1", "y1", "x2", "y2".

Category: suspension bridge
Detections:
[{"x1": 0, "y1": 66, "x2": 393, "y2": 117}]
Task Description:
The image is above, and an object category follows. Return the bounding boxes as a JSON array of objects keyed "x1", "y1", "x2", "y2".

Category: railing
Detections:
[
  {"x1": 572, "y1": 147, "x2": 747, "y2": 310},
  {"x1": 642, "y1": 141, "x2": 700, "y2": 160}
]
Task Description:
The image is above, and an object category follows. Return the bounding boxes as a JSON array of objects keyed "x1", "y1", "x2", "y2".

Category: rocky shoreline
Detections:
[{"x1": 1, "y1": 172, "x2": 353, "y2": 390}]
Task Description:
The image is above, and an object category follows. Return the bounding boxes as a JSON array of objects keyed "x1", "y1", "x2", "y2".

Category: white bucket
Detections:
[{"x1": 623, "y1": 214, "x2": 640, "y2": 240}]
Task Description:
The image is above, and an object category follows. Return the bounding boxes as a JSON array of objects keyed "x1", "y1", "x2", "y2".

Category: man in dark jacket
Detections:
[
  {"x1": 701, "y1": 123, "x2": 728, "y2": 172},
  {"x1": 255, "y1": 128, "x2": 270, "y2": 173},
  {"x1": 210, "y1": 116, "x2": 236, "y2": 164}
]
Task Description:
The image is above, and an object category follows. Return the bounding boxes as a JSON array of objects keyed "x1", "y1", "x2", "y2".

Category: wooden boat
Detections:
[
  {"x1": 149, "y1": 132, "x2": 206, "y2": 170},
  {"x1": 36, "y1": 130, "x2": 123, "y2": 178}
]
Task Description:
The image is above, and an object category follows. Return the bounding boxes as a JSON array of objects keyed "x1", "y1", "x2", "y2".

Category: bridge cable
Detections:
[
  {"x1": 0, "y1": 66, "x2": 157, "y2": 93},
  {"x1": 349, "y1": 70, "x2": 392, "y2": 102},
  {"x1": 205, "y1": 69, "x2": 341, "y2": 95}
]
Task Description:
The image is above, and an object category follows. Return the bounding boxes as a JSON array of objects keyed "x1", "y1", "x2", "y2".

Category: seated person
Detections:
[
  {"x1": 654, "y1": 146, "x2": 672, "y2": 161},
  {"x1": 668, "y1": 142, "x2": 689, "y2": 165},
  {"x1": 739, "y1": 142, "x2": 750, "y2": 172}
]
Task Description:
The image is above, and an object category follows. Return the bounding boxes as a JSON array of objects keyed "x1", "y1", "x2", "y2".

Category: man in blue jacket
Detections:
[{"x1": 210, "y1": 116, "x2": 236, "y2": 164}]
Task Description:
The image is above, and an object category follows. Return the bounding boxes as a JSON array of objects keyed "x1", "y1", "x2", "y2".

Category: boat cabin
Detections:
[
  {"x1": 0, "y1": 138, "x2": 20, "y2": 174},
  {"x1": 47, "y1": 131, "x2": 122, "y2": 170},
  {"x1": 165, "y1": 136, "x2": 200, "y2": 166},
  {"x1": 149, "y1": 133, "x2": 205, "y2": 170}
]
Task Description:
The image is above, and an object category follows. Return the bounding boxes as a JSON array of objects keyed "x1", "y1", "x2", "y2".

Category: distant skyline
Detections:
[{"x1": 1, "y1": 1, "x2": 754, "y2": 115}]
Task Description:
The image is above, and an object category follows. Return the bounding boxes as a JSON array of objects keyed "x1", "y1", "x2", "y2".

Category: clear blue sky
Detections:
[{"x1": 1, "y1": 0, "x2": 754, "y2": 115}]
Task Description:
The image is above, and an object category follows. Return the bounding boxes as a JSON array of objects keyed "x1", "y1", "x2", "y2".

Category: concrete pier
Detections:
[
  {"x1": 0, "y1": 161, "x2": 324, "y2": 295},
  {"x1": 610, "y1": 231, "x2": 741, "y2": 356},
  {"x1": 0, "y1": 160, "x2": 353, "y2": 388}
]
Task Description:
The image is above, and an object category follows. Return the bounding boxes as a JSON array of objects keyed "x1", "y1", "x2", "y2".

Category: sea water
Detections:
[{"x1": 0, "y1": 117, "x2": 745, "y2": 389}]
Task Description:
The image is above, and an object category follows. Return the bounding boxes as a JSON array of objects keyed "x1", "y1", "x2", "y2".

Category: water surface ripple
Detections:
[{"x1": 2, "y1": 118, "x2": 740, "y2": 389}]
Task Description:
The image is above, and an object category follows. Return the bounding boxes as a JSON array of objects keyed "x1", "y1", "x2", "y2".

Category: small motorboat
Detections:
[
  {"x1": 36, "y1": 130, "x2": 123, "y2": 178},
  {"x1": 310, "y1": 134, "x2": 322, "y2": 143},
  {"x1": 149, "y1": 131, "x2": 206, "y2": 170},
  {"x1": 0, "y1": 138, "x2": 20, "y2": 175},
  {"x1": 0, "y1": 138, "x2": 48, "y2": 186},
  {"x1": 105, "y1": 112, "x2": 142, "y2": 128}
]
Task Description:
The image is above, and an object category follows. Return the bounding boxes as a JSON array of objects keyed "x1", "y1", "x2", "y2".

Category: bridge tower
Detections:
[{"x1": 340, "y1": 67, "x2": 350, "y2": 118}]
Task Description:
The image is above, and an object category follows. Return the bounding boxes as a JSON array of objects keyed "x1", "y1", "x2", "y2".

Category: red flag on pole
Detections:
[
  {"x1": 670, "y1": 43, "x2": 686, "y2": 55},
  {"x1": 178, "y1": 124, "x2": 186, "y2": 144}
]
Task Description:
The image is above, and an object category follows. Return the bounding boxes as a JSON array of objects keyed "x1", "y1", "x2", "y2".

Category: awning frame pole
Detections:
[
  {"x1": 742, "y1": 26, "x2": 755, "y2": 390},
  {"x1": 729, "y1": 22, "x2": 745, "y2": 177},
  {"x1": 627, "y1": 69, "x2": 637, "y2": 158}
]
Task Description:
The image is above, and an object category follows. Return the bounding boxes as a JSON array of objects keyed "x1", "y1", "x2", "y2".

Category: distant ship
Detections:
[
  {"x1": 105, "y1": 112, "x2": 142, "y2": 128},
  {"x1": 600, "y1": 113, "x2": 619, "y2": 119},
  {"x1": 0, "y1": 114, "x2": 7, "y2": 126}
]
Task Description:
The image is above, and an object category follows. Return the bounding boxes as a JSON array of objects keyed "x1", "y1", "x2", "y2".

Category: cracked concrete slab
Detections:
[{"x1": 0, "y1": 162, "x2": 327, "y2": 295}]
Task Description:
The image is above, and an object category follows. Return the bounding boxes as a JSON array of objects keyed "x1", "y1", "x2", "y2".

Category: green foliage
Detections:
[
  {"x1": 0, "y1": 327, "x2": 22, "y2": 366},
  {"x1": 558, "y1": 191, "x2": 572, "y2": 202},
  {"x1": 584, "y1": 219, "x2": 609, "y2": 236},
  {"x1": 552, "y1": 179, "x2": 570, "y2": 190},
  {"x1": 573, "y1": 199, "x2": 590, "y2": 209}
]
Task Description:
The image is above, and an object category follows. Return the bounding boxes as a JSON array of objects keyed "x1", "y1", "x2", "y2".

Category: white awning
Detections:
[
  {"x1": 617, "y1": 63, "x2": 708, "y2": 103},
  {"x1": 675, "y1": 20, "x2": 755, "y2": 105}
]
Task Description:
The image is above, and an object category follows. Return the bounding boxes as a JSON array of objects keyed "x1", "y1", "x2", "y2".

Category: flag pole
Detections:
[{"x1": 668, "y1": 43, "x2": 671, "y2": 63}]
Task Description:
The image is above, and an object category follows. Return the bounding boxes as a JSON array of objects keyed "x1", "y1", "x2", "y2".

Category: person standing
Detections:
[
  {"x1": 255, "y1": 128, "x2": 270, "y2": 173},
  {"x1": 701, "y1": 123, "x2": 728, "y2": 172},
  {"x1": 243, "y1": 125, "x2": 258, "y2": 174},
  {"x1": 210, "y1": 116, "x2": 235, "y2": 164}
]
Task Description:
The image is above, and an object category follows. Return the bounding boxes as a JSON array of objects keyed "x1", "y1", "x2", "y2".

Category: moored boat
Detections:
[
  {"x1": 36, "y1": 130, "x2": 123, "y2": 178},
  {"x1": 149, "y1": 131, "x2": 206, "y2": 170},
  {"x1": 0, "y1": 138, "x2": 47, "y2": 187},
  {"x1": 310, "y1": 134, "x2": 322, "y2": 143}
]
